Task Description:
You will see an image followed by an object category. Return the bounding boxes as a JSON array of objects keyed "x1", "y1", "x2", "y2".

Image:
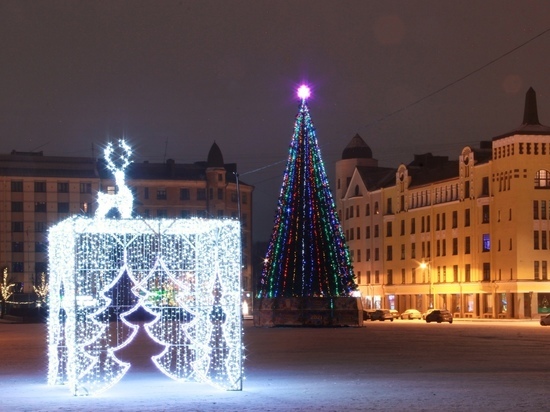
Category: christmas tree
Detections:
[{"x1": 258, "y1": 85, "x2": 356, "y2": 298}]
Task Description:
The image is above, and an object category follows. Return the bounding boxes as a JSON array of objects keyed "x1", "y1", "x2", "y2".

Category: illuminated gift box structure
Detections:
[{"x1": 47, "y1": 141, "x2": 243, "y2": 395}]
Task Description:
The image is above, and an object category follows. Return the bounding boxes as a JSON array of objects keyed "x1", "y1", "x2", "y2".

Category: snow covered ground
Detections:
[{"x1": 1, "y1": 319, "x2": 548, "y2": 411}]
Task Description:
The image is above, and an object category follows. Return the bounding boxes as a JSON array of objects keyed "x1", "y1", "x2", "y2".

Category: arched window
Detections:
[{"x1": 535, "y1": 170, "x2": 550, "y2": 188}]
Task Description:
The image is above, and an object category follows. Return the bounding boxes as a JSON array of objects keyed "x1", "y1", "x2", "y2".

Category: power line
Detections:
[{"x1": 368, "y1": 27, "x2": 550, "y2": 127}]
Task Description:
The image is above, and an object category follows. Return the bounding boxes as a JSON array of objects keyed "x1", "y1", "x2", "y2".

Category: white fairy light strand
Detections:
[{"x1": 47, "y1": 140, "x2": 243, "y2": 396}]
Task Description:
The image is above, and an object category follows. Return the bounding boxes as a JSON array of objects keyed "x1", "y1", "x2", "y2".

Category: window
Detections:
[
  {"x1": 357, "y1": 249, "x2": 361, "y2": 262},
  {"x1": 534, "y1": 231, "x2": 540, "y2": 249},
  {"x1": 387, "y1": 198, "x2": 392, "y2": 214},
  {"x1": 11, "y1": 201, "x2": 23, "y2": 212},
  {"x1": 180, "y1": 188, "x2": 190, "y2": 200},
  {"x1": 242, "y1": 193, "x2": 248, "y2": 204},
  {"x1": 441, "y1": 213, "x2": 446, "y2": 230},
  {"x1": 374, "y1": 248, "x2": 379, "y2": 261},
  {"x1": 58, "y1": 202, "x2": 69, "y2": 213},
  {"x1": 157, "y1": 189, "x2": 167, "y2": 200},
  {"x1": 452, "y1": 238, "x2": 458, "y2": 255},
  {"x1": 12, "y1": 262, "x2": 24, "y2": 273},
  {"x1": 483, "y1": 263, "x2": 490, "y2": 281},
  {"x1": 35, "y1": 222, "x2": 47, "y2": 232},
  {"x1": 181, "y1": 210, "x2": 191, "y2": 218},
  {"x1": 374, "y1": 202, "x2": 379, "y2": 214},
  {"x1": 386, "y1": 222, "x2": 392, "y2": 237},
  {"x1": 387, "y1": 269, "x2": 393, "y2": 285},
  {"x1": 400, "y1": 220, "x2": 405, "y2": 236},
  {"x1": 452, "y1": 211, "x2": 458, "y2": 228},
  {"x1": 543, "y1": 261, "x2": 548, "y2": 280},
  {"x1": 80, "y1": 183, "x2": 92, "y2": 194},
  {"x1": 535, "y1": 169, "x2": 550, "y2": 188},
  {"x1": 482, "y1": 234, "x2": 490, "y2": 252},
  {"x1": 11, "y1": 181, "x2": 23, "y2": 192},
  {"x1": 366, "y1": 204, "x2": 370, "y2": 216},
  {"x1": 453, "y1": 265, "x2": 459, "y2": 283},
  {"x1": 374, "y1": 225, "x2": 379, "y2": 238},
  {"x1": 534, "y1": 200, "x2": 539, "y2": 219},
  {"x1": 534, "y1": 261, "x2": 540, "y2": 280},
  {"x1": 197, "y1": 210, "x2": 207, "y2": 218},
  {"x1": 356, "y1": 227, "x2": 361, "y2": 240},
  {"x1": 426, "y1": 216, "x2": 430, "y2": 231},
  {"x1": 35, "y1": 262, "x2": 47, "y2": 274},
  {"x1": 481, "y1": 177, "x2": 489, "y2": 196},
  {"x1": 12, "y1": 242, "x2": 24, "y2": 253},
  {"x1": 366, "y1": 226, "x2": 371, "y2": 239},
  {"x1": 34, "y1": 181, "x2": 46, "y2": 192},
  {"x1": 35, "y1": 202, "x2": 47, "y2": 213},
  {"x1": 465, "y1": 264, "x2": 471, "y2": 282},
  {"x1": 543, "y1": 231, "x2": 548, "y2": 250},
  {"x1": 57, "y1": 182, "x2": 69, "y2": 193},
  {"x1": 442, "y1": 239, "x2": 446, "y2": 256},
  {"x1": 436, "y1": 214, "x2": 440, "y2": 231},
  {"x1": 465, "y1": 237, "x2": 471, "y2": 254},
  {"x1": 464, "y1": 180, "x2": 470, "y2": 198},
  {"x1": 411, "y1": 218, "x2": 415, "y2": 234},
  {"x1": 12, "y1": 222, "x2": 24, "y2": 232},
  {"x1": 412, "y1": 267, "x2": 416, "y2": 284},
  {"x1": 366, "y1": 249, "x2": 371, "y2": 261},
  {"x1": 465, "y1": 209, "x2": 471, "y2": 227},
  {"x1": 231, "y1": 192, "x2": 238, "y2": 202},
  {"x1": 35, "y1": 242, "x2": 47, "y2": 253},
  {"x1": 157, "y1": 209, "x2": 168, "y2": 218},
  {"x1": 197, "y1": 189, "x2": 206, "y2": 201},
  {"x1": 218, "y1": 188, "x2": 224, "y2": 200},
  {"x1": 436, "y1": 240, "x2": 440, "y2": 257},
  {"x1": 481, "y1": 205, "x2": 489, "y2": 223},
  {"x1": 411, "y1": 243, "x2": 416, "y2": 259},
  {"x1": 80, "y1": 202, "x2": 91, "y2": 215},
  {"x1": 543, "y1": 201, "x2": 547, "y2": 220},
  {"x1": 209, "y1": 188, "x2": 214, "y2": 200},
  {"x1": 401, "y1": 244, "x2": 405, "y2": 260},
  {"x1": 386, "y1": 246, "x2": 393, "y2": 261}
]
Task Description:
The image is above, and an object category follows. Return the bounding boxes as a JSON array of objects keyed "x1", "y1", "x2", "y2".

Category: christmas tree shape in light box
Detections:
[{"x1": 47, "y1": 141, "x2": 243, "y2": 395}]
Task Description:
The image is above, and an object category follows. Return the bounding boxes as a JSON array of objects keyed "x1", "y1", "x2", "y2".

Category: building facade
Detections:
[
  {"x1": 0, "y1": 142, "x2": 253, "y2": 296},
  {"x1": 336, "y1": 88, "x2": 550, "y2": 319}
]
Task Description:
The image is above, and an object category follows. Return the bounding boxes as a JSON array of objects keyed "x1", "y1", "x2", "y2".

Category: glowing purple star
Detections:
[{"x1": 297, "y1": 85, "x2": 311, "y2": 100}]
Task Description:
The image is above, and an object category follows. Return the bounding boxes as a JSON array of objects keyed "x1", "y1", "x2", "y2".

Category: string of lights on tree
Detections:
[
  {"x1": 258, "y1": 86, "x2": 356, "y2": 298},
  {"x1": 47, "y1": 140, "x2": 243, "y2": 396}
]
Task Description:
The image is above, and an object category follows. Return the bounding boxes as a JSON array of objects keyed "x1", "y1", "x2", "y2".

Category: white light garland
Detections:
[{"x1": 47, "y1": 141, "x2": 243, "y2": 395}]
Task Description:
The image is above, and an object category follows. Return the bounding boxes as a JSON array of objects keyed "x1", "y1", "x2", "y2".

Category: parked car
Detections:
[
  {"x1": 389, "y1": 309, "x2": 400, "y2": 319},
  {"x1": 425, "y1": 309, "x2": 453, "y2": 323},
  {"x1": 540, "y1": 314, "x2": 550, "y2": 326},
  {"x1": 371, "y1": 309, "x2": 395, "y2": 322},
  {"x1": 400, "y1": 309, "x2": 422, "y2": 320},
  {"x1": 422, "y1": 308, "x2": 436, "y2": 320},
  {"x1": 363, "y1": 309, "x2": 376, "y2": 321}
]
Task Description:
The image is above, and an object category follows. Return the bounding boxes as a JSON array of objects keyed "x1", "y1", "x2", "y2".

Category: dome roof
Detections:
[
  {"x1": 207, "y1": 142, "x2": 224, "y2": 168},
  {"x1": 341, "y1": 134, "x2": 373, "y2": 159}
]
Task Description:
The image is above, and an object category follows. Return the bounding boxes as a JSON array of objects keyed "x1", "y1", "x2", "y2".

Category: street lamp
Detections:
[{"x1": 420, "y1": 261, "x2": 433, "y2": 309}]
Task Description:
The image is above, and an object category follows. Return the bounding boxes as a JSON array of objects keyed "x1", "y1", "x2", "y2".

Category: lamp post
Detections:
[{"x1": 420, "y1": 261, "x2": 433, "y2": 309}]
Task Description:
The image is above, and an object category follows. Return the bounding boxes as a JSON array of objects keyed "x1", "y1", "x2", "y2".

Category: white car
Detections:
[{"x1": 400, "y1": 309, "x2": 422, "y2": 320}]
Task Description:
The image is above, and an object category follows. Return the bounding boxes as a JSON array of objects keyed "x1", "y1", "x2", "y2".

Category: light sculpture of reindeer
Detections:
[{"x1": 96, "y1": 140, "x2": 134, "y2": 219}]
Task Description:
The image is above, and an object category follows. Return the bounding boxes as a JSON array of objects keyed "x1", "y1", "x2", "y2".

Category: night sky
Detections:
[{"x1": 2, "y1": 1, "x2": 550, "y2": 242}]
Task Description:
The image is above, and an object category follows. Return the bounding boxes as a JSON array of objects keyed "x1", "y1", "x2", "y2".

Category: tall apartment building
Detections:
[
  {"x1": 336, "y1": 88, "x2": 550, "y2": 319},
  {"x1": 0, "y1": 142, "x2": 253, "y2": 295}
]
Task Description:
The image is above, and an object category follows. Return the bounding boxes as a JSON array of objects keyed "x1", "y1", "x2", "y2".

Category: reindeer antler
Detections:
[{"x1": 104, "y1": 140, "x2": 133, "y2": 173}]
